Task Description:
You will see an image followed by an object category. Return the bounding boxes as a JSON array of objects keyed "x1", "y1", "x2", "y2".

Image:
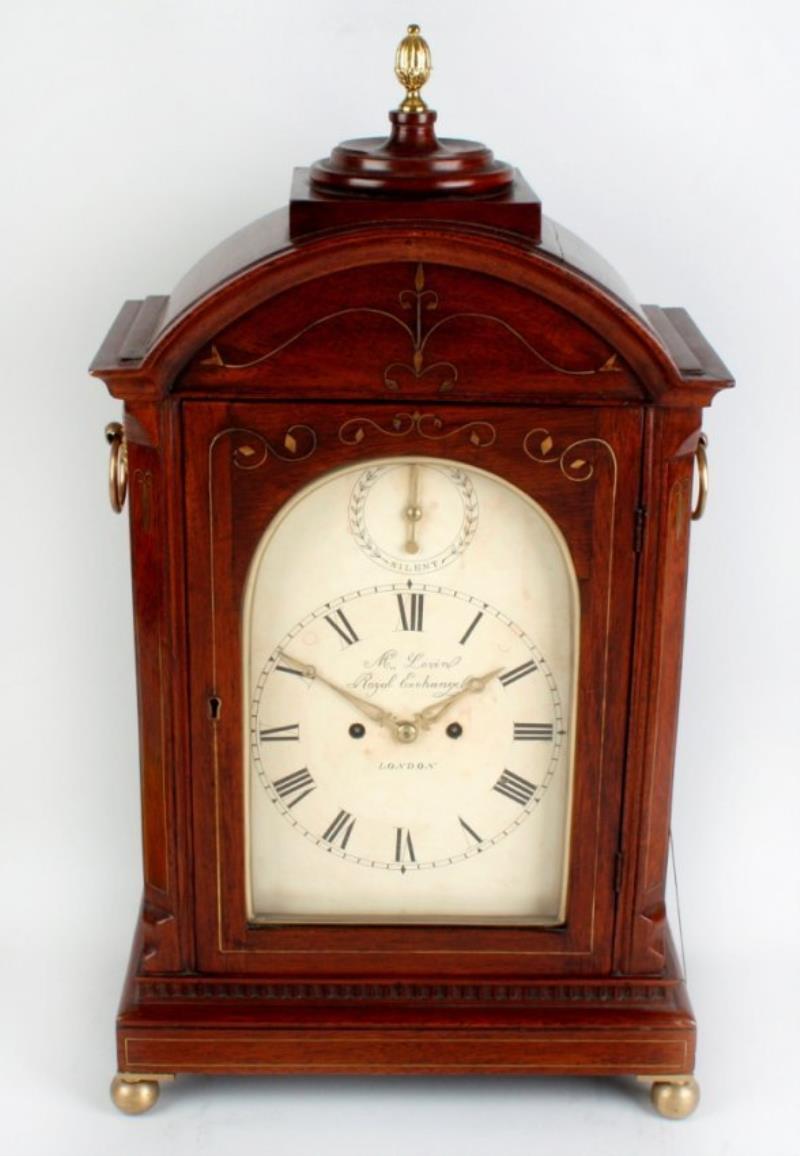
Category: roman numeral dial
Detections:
[{"x1": 251, "y1": 580, "x2": 566, "y2": 874}]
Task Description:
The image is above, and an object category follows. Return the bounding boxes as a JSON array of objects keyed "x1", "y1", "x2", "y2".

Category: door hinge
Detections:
[
  {"x1": 614, "y1": 850, "x2": 625, "y2": 894},
  {"x1": 633, "y1": 505, "x2": 647, "y2": 554}
]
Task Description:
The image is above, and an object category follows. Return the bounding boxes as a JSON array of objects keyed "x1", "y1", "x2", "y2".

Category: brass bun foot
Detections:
[
  {"x1": 638, "y1": 1074, "x2": 700, "y2": 1119},
  {"x1": 110, "y1": 1072, "x2": 173, "y2": 1115}
]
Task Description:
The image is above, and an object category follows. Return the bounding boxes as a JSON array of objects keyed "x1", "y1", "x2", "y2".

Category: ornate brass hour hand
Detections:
[
  {"x1": 279, "y1": 652, "x2": 403, "y2": 732},
  {"x1": 414, "y1": 668, "x2": 503, "y2": 730}
]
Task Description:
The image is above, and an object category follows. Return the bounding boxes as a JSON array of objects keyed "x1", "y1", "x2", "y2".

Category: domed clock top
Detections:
[{"x1": 92, "y1": 23, "x2": 732, "y2": 1120}]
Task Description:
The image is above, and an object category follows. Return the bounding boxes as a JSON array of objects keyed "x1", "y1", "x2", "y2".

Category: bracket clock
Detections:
[{"x1": 92, "y1": 27, "x2": 732, "y2": 1118}]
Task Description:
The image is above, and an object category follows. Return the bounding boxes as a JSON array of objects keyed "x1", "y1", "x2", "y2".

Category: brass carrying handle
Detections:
[
  {"x1": 105, "y1": 422, "x2": 128, "y2": 513},
  {"x1": 691, "y1": 433, "x2": 709, "y2": 521}
]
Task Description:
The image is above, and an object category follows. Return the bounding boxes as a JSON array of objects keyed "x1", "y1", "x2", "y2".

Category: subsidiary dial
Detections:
[{"x1": 349, "y1": 461, "x2": 478, "y2": 574}]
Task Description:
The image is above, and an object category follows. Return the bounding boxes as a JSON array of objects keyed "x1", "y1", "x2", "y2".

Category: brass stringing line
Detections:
[
  {"x1": 641, "y1": 476, "x2": 689, "y2": 930},
  {"x1": 383, "y1": 358, "x2": 458, "y2": 390},
  {"x1": 338, "y1": 412, "x2": 496, "y2": 446},
  {"x1": 206, "y1": 425, "x2": 318, "y2": 671},
  {"x1": 208, "y1": 265, "x2": 617, "y2": 378},
  {"x1": 210, "y1": 308, "x2": 416, "y2": 369},
  {"x1": 207, "y1": 425, "x2": 317, "y2": 951},
  {"x1": 418, "y1": 418, "x2": 496, "y2": 445},
  {"x1": 522, "y1": 431, "x2": 618, "y2": 950},
  {"x1": 209, "y1": 468, "x2": 588, "y2": 954},
  {"x1": 123, "y1": 1036, "x2": 688, "y2": 1071},
  {"x1": 203, "y1": 430, "x2": 597, "y2": 956},
  {"x1": 158, "y1": 640, "x2": 169, "y2": 893},
  {"x1": 208, "y1": 428, "x2": 271, "y2": 686},
  {"x1": 398, "y1": 276, "x2": 438, "y2": 352},
  {"x1": 420, "y1": 311, "x2": 615, "y2": 376},
  {"x1": 669, "y1": 829, "x2": 688, "y2": 982},
  {"x1": 386, "y1": 270, "x2": 454, "y2": 387},
  {"x1": 339, "y1": 414, "x2": 418, "y2": 442},
  {"x1": 207, "y1": 433, "x2": 224, "y2": 948}
]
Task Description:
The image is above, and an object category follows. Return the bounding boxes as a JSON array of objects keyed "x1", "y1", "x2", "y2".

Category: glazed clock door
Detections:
[
  {"x1": 184, "y1": 402, "x2": 643, "y2": 978},
  {"x1": 244, "y1": 457, "x2": 576, "y2": 926}
]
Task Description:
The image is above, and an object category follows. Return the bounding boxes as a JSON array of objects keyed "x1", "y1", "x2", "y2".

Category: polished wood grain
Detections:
[
  {"x1": 93, "y1": 163, "x2": 732, "y2": 1082},
  {"x1": 90, "y1": 222, "x2": 732, "y2": 406},
  {"x1": 183, "y1": 402, "x2": 639, "y2": 978},
  {"x1": 308, "y1": 109, "x2": 516, "y2": 196},
  {"x1": 290, "y1": 167, "x2": 543, "y2": 240}
]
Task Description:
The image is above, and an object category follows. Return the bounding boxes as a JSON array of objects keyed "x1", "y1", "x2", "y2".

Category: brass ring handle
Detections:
[
  {"x1": 691, "y1": 434, "x2": 709, "y2": 521},
  {"x1": 105, "y1": 422, "x2": 128, "y2": 513}
]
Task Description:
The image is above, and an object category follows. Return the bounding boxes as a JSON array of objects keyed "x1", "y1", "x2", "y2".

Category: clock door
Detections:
[
  {"x1": 244, "y1": 455, "x2": 578, "y2": 926},
  {"x1": 184, "y1": 401, "x2": 643, "y2": 977}
]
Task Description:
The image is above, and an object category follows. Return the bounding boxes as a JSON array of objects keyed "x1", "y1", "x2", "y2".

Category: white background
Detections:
[{"x1": 1, "y1": 1, "x2": 798, "y2": 1153}]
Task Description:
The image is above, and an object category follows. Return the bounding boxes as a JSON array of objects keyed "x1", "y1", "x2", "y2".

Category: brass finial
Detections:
[{"x1": 394, "y1": 24, "x2": 432, "y2": 113}]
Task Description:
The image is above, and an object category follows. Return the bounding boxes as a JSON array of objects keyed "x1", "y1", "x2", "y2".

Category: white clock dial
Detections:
[
  {"x1": 250, "y1": 583, "x2": 564, "y2": 872},
  {"x1": 244, "y1": 456, "x2": 578, "y2": 924}
]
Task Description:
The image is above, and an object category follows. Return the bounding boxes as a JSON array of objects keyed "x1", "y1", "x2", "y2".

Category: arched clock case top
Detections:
[
  {"x1": 201, "y1": 263, "x2": 622, "y2": 394},
  {"x1": 91, "y1": 22, "x2": 732, "y2": 1113}
]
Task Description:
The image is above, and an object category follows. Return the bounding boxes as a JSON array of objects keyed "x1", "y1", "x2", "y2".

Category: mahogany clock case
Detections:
[
  {"x1": 90, "y1": 25, "x2": 735, "y2": 1089},
  {"x1": 92, "y1": 206, "x2": 731, "y2": 1087}
]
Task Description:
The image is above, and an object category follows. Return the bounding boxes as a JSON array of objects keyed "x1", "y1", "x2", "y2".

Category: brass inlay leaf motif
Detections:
[
  {"x1": 201, "y1": 345, "x2": 224, "y2": 366},
  {"x1": 383, "y1": 264, "x2": 457, "y2": 392},
  {"x1": 202, "y1": 264, "x2": 622, "y2": 393},
  {"x1": 338, "y1": 410, "x2": 496, "y2": 448},
  {"x1": 522, "y1": 428, "x2": 616, "y2": 485},
  {"x1": 206, "y1": 422, "x2": 318, "y2": 693},
  {"x1": 522, "y1": 424, "x2": 619, "y2": 969},
  {"x1": 210, "y1": 425, "x2": 318, "y2": 470}
]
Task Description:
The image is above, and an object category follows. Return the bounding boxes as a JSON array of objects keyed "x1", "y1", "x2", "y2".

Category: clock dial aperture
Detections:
[{"x1": 245, "y1": 456, "x2": 578, "y2": 923}]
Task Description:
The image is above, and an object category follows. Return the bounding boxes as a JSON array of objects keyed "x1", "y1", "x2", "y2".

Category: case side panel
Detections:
[
  {"x1": 614, "y1": 406, "x2": 702, "y2": 974},
  {"x1": 123, "y1": 402, "x2": 187, "y2": 972}
]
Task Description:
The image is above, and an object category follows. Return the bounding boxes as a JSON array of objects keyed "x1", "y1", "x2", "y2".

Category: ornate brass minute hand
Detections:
[
  {"x1": 415, "y1": 668, "x2": 503, "y2": 730},
  {"x1": 280, "y1": 652, "x2": 402, "y2": 731}
]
